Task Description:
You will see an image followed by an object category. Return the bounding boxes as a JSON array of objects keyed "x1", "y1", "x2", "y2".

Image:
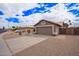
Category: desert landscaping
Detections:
[
  {"x1": 0, "y1": 30, "x2": 79, "y2": 56},
  {"x1": 0, "y1": 3, "x2": 79, "y2": 56}
]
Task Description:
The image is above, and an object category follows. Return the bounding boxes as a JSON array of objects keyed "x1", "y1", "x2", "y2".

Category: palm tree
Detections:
[
  {"x1": 63, "y1": 22, "x2": 69, "y2": 28},
  {"x1": 63, "y1": 20, "x2": 72, "y2": 28},
  {"x1": 68, "y1": 20, "x2": 72, "y2": 25},
  {"x1": 63, "y1": 20, "x2": 72, "y2": 34}
]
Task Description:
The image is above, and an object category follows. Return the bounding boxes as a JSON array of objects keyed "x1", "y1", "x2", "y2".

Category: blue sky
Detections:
[
  {"x1": 5, "y1": 17, "x2": 20, "y2": 23},
  {"x1": 22, "y1": 3, "x2": 58, "y2": 16},
  {"x1": 0, "y1": 11, "x2": 4, "y2": 15},
  {"x1": 65, "y1": 3, "x2": 79, "y2": 17},
  {"x1": 0, "y1": 3, "x2": 79, "y2": 28}
]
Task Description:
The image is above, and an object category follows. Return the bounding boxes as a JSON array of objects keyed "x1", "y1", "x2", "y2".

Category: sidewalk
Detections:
[{"x1": 0, "y1": 34, "x2": 12, "y2": 56}]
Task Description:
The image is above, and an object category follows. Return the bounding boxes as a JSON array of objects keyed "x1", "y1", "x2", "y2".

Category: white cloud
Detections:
[
  {"x1": 19, "y1": 13, "x2": 43, "y2": 26},
  {"x1": 0, "y1": 3, "x2": 39, "y2": 28},
  {"x1": 0, "y1": 3, "x2": 79, "y2": 28},
  {"x1": 1, "y1": 3, "x2": 38, "y2": 17},
  {"x1": 39, "y1": 4, "x2": 76, "y2": 23}
]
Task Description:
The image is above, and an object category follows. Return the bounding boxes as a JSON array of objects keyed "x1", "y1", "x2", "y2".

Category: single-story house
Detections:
[{"x1": 34, "y1": 20, "x2": 62, "y2": 35}]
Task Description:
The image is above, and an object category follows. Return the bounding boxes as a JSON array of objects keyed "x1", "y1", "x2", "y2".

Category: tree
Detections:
[
  {"x1": 63, "y1": 22, "x2": 69, "y2": 28},
  {"x1": 12, "y1": 26, "x2": 17, "y2": 31},
  {"x1": 69, "y1": 20, "x2": 72, "y2": 25},
  {"x1": 3, "y1": 26, "x2": 5, "y2": 30},
  {"x1": 12, "y1": 26, "x2": 15, "y2": 29}
]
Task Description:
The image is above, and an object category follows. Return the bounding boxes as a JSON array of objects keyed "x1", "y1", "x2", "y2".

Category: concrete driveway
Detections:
[
  {"x1": 5, "y1": 34, "x2": 50, "y2": 55},
  {"x1": 15, "y1": 35, "x2": 79, "y2": 56},
  {"x1": 0, "y1": 34, "x2": 12, "y2": 56},
  {"x1": 1, "y1": 31, "x2": 79, "y2": 56}
]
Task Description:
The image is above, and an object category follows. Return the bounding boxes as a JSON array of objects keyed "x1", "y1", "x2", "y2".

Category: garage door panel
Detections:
[{"x1": 36, "y1": 26, "x2": 52, "y2": 35}]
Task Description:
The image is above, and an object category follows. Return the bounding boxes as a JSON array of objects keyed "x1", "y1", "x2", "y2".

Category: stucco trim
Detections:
[
  {"x1": 34, "y1": 20, "x2": 61, "y2": 27},
  {"x1": 35, "y1": 25, "x2": 55, "y2": 27}
]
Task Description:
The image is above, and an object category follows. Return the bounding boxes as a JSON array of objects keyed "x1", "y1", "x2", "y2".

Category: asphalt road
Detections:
[{"x1": 0, "y1": 29, "x2": 7, "y2": 34}]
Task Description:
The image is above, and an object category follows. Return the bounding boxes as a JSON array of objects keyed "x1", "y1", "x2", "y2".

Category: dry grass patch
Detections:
[{"x1": 3, "y1": 31, "x2": 26, "y2": 40}]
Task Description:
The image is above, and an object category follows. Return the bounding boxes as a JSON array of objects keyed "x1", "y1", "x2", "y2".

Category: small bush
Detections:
[{"x1": 27, "y1": 29, "x2": 31, "y2": 34}]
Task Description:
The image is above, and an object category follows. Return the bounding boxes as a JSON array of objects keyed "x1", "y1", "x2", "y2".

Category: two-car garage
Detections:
[
  {"x1": 36, "y1": 26, "x2": 52, "y2": 35},
  {"x1": 34, "y1": 20, "x2": 61, "y2": 36}
]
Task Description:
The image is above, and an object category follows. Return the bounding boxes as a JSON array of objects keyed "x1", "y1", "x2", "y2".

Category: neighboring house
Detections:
[{"x1": 34, "y1": 20, "x2": 62, "y2": 35}]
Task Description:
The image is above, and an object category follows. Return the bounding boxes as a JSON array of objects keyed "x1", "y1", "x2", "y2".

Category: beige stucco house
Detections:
[{"x1": 34, "y1": 20, "x2": 61, "y2": 36}]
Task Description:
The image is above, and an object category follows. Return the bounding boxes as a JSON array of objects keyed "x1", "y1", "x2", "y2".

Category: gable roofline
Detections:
[{"x1": 34, "y1": 19, "x2": 62, "y2": 27}]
